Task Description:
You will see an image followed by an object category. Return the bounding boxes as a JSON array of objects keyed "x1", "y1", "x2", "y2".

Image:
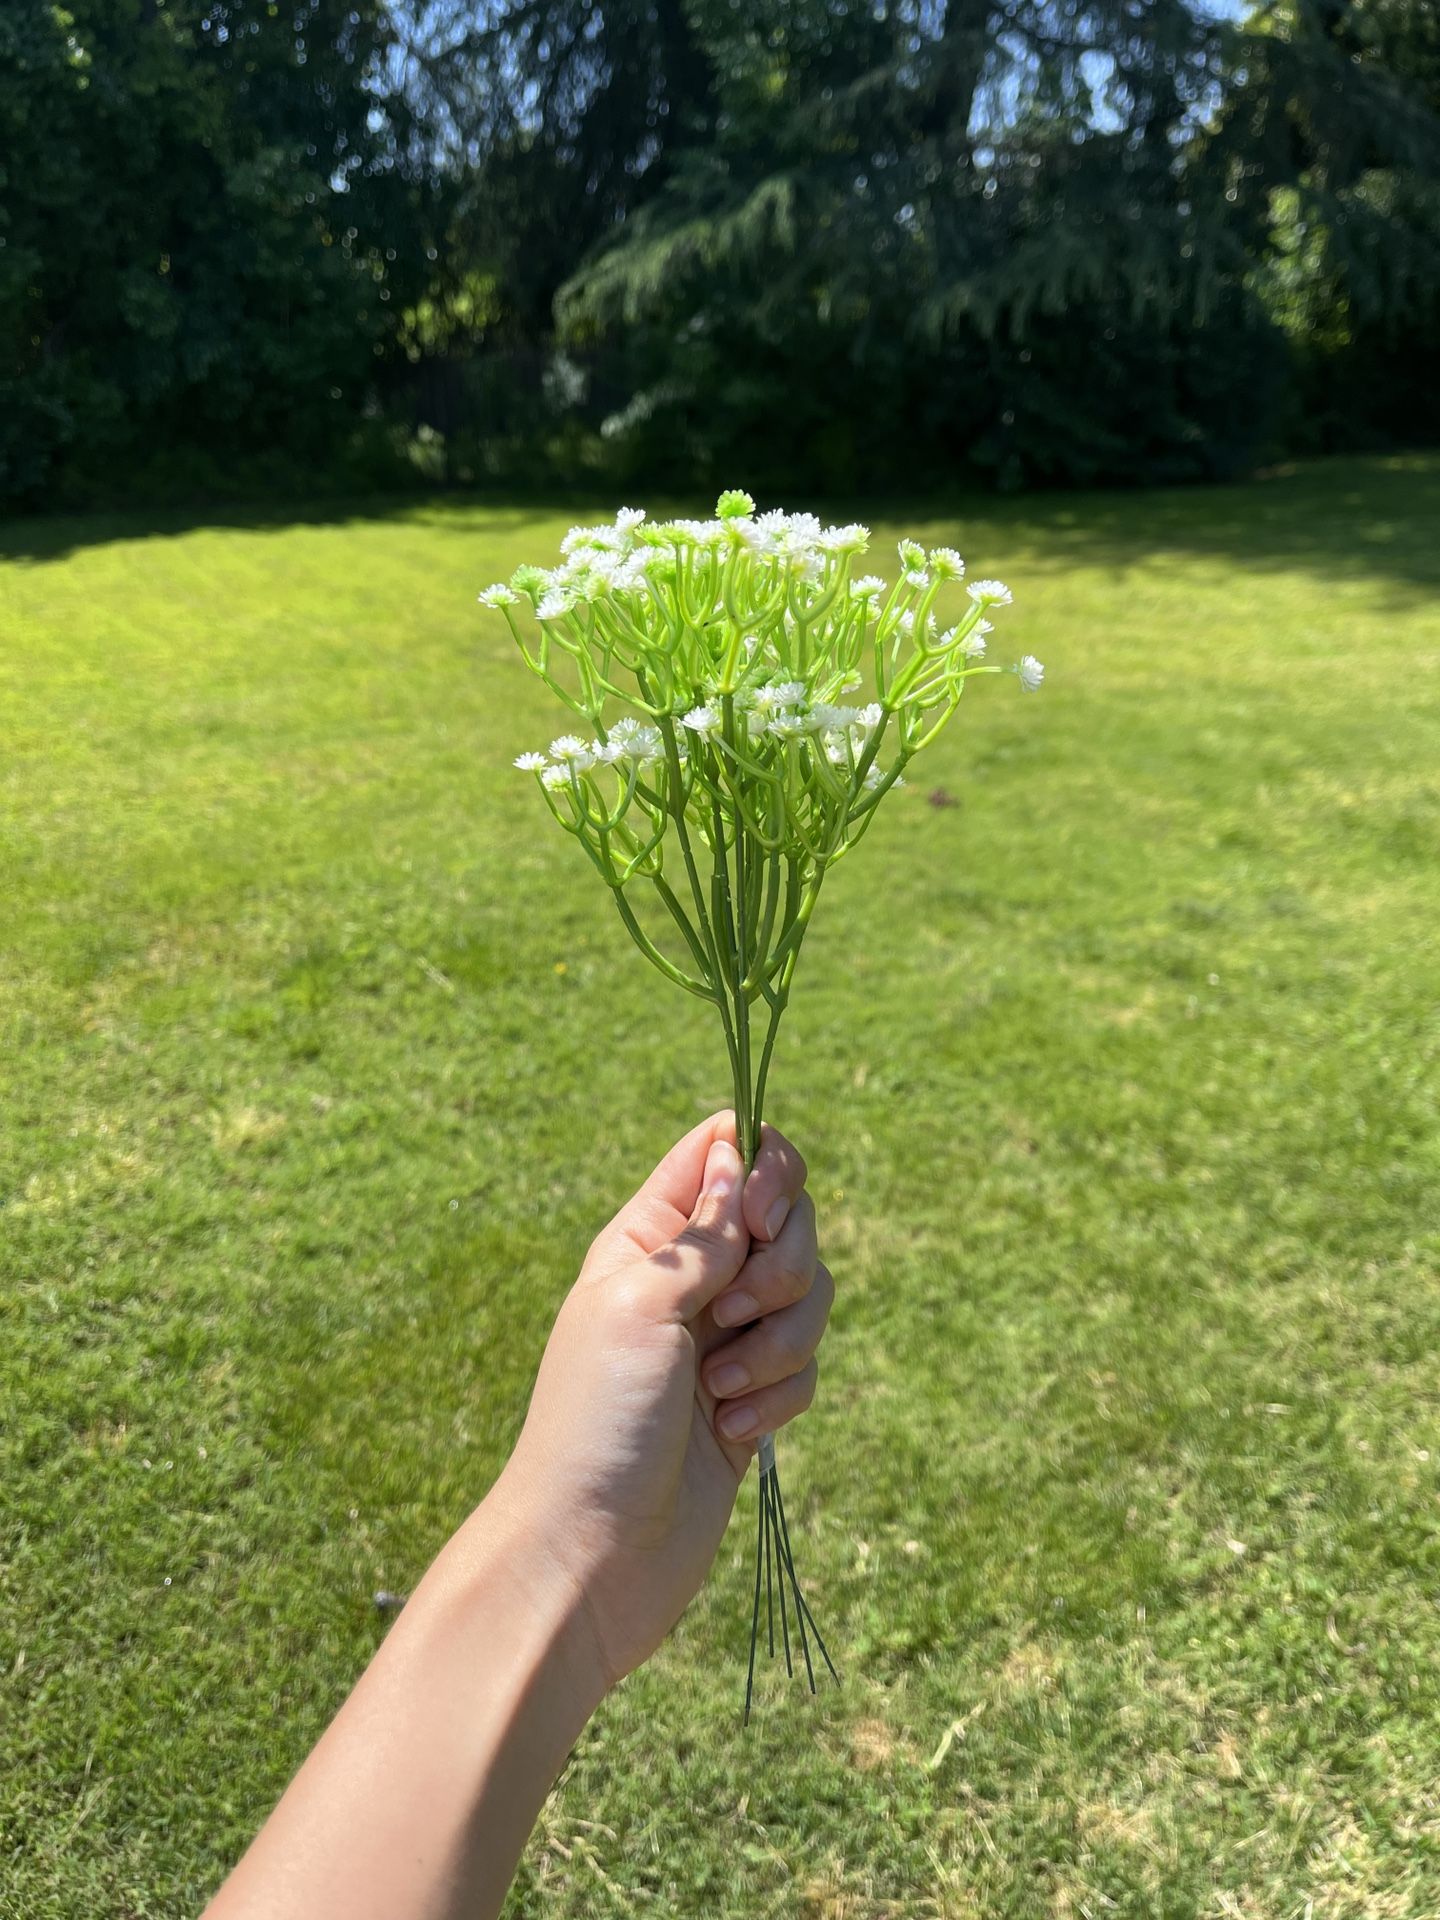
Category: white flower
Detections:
[
  {"x1": 1017, "y1": 654, "x2": 1045, "y2": 692},
  {"x1": 550, "y1": 734, "x2": 596, "y2": 769},
  {"x1": 747, "y1": 509, "x2": 823, "y2": 571},
  {"x1": 811, "y1": 702, "x2": 860, "y2": 731},
  {"x1": 771, "y1": 680, "x2": 808, "y2": 706},
  {"x1": 513, "y1": 751, "x2": 548, "y2": 771},
  {"x1": 898, "y1": 538, "x2": 926, "y2": 570},
  {"x1": 960, "y1": 630, "x2": 987, "y2": 660},
  {"x1": 863, "y1": 764, "x2": 885, "y2": 790},
  {"x1": 766, "y1": 712, "x2": 807, "y2": 738},
  {"x1": 928, "y1": 547, "x2": 964, "y2": 580},
  {"x1": 818, "y1": 522, "x2": 870, "y2": 553},
  {"x1": 903, "y1": 569, "x2": 931, "y2": 592},
  {"x1": 616, "y1": 506, "x2": 646, "y2": 530},
  {"x1": 560, "y1": 524, "x2": 624, "y2": 558},
  {"x1": 601, "y1": 716, "x2": 663, "y2": 763},
  {"x1": 479, "y1": 584, "x2": 519, "y2": 608},
  {"x1": 854, "y1": 702, "x2": 884, "y2": 734},
  {"x1": 669, "y1": 517, "x2": 725, "y2": 549},
  {"x1": 540, "y1": 765, "x2": 571, "y2": 790},
  {"x1": 622, "y1": 725, "x2": 665, "y2": 762},
  {"x1": 536, "y1": 589, "x2": 572, "y2": 621},
  {"x1": 851, "y1": 575, "x2": 887, "y2": 601},
  {"x1": 968, "y1": 578, "x2": 1013, "y2": 607},
  {"x1": 823, "y1": 733, "x2": 850, "y2": 765},
  {"x1": 612, "y1": 553, "x2": 654, "y2": 594},
  {"x1": 682, "y1": 704, "x2": 720, "y2": 734}
]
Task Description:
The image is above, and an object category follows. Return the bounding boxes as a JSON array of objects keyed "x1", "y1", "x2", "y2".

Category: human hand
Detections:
[{"x1": 491, "y1": 1111, "x2": 832, "y2": 1689}]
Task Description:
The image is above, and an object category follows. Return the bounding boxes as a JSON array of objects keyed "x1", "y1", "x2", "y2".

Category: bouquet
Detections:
[{"x1": 480, "y1": 492, "x2": 1041, "y2": 1714}]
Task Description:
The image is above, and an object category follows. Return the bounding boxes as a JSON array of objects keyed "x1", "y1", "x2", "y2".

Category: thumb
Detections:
[{"x1": 637, "y1": 1136, "x2": 749, "y2": 1323}]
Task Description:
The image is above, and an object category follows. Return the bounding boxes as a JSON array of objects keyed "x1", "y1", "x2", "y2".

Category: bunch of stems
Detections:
[{"x1": 483, "y1": 496, "x2": 1039, "y2": 1711}]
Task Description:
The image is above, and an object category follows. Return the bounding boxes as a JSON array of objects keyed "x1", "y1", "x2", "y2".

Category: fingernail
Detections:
[
  {"x1": 703, "y1": 1139, "x2": 741, "y2": 1199},
  {"x1": 764, "y1": 1196, "x2": 791, "y2": 1241},
  {"x1": 712, "y1": 1289, "x2": 758, "y2": 1329},
  {"x1": 719, "y1": 1404, "x2": 758, "y2": 1440},
  {"x1": 709, "y1": 1361, "x2": 749, "y2": 1397}
]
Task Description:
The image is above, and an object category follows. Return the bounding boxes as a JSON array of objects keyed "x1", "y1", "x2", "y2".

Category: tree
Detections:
[{"x1": 0, "y1": 1, "x2": 422, "y2": 507}]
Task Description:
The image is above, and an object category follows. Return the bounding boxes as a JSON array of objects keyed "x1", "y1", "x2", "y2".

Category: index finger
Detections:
[{"x1": 742, "y1": 1123, "x2": 808, "y2": 1244}]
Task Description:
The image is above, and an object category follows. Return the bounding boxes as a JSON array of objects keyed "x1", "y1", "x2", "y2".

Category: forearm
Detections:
[{"x1": 205, "y1": 1478, "x2": 608, "y2": 1920}]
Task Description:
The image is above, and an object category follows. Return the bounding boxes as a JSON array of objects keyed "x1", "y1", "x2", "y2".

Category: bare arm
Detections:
[{"x1": 204, "y1": 1113, "x2": 830, "y2": 1920}]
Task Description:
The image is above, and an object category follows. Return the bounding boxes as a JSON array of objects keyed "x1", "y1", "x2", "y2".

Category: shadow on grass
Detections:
[{"x1": 3, "y1": 453, "x2": 1438, "y2": 600}]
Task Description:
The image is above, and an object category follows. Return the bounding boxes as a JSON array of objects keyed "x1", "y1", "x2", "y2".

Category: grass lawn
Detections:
[{"x1": 3, "y1": 454, "x2": 1439, "y2": 1919}]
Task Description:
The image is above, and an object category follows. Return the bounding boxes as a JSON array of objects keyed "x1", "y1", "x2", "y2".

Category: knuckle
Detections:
[
  {"x1": 776, "y1": 1316, "x2": 812, "y2": 1370},
  {"x1": 679, "y1": 1209, "x2": 744, "y2": 1257},
  {"x1": 814, "y1": 1261, "x2": 836, "y2": 1311},
  {"x1": 607, "y1": 1275, "x2": 652, "y2": 1323},
  {"x1": 762, "y1": 1249, "x2": 811, "y2": 1305},
  {"x1": 761, "y1": 1125, "x2": 807, "y2": 1193}
]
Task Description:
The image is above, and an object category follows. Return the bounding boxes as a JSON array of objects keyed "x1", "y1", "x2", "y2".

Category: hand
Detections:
[{"x1": 492, "y1": 1110, "x2": 832, "y2": 1688}]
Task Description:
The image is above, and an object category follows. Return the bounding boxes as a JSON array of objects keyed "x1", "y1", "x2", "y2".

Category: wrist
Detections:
[{"x1": 420, "y1": 1473, "x2": 614, "y2": 1726}]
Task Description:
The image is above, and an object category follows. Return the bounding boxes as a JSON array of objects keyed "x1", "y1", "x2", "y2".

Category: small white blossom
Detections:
[
  {"x1": 1017, "y1": 654, "x2": 1045, "y2": 692},
  {"x1": 771, "y1": 680, "x2": 807, "y2": 705},
  {"x1": 968, "y1": 578, "x2": 1013, "y2": 607},
  {"x1": 513, "y1": 751, "x2": 548, "y2": 771},
  {"x1": 540, "y1": 764, "x2": 571, "y2": 790},
  {"x1": 854, "y1": 702, "x2": 884, "y2": 734},
  {"x1": 616, "y1": 506, "x2": 646, "y2": 530},
  {"x1": 851, "y1": 575, "x2": 886, "y2": 601},
  {"x1": 560, "y1": 524, "x2": 625, "y2": 558},
  {"x1": 479, "y1": 584, "x2": 519, "y2": 608},
  {"x1": 536, "y1": 588, "x2": 572, "y2": 621},
  {"x1": 766, "y1": 712, "x2": 807, "y2": 738},
  {"x1": 823, "y1": 733, "x2": 850, "y2": 765},
  {"x1": 928, "y1": 547, "x2": 964, "y2": 580},
  {"x1": 682, "y1": 704, "x2": 720, "y2": 734},
  {"x1": 811, "y1": 703, "x2": 860, "y2": 731},
  {"x1": 550, "y1": 734, "x2": 596, "y2": 769},
  {"x1": 898, "y1": 538, "x2": 926, "y2": 570},
  {"x1": 612, "y1": 553, "x2": 654, "y2": 594},
  {"x1": 960, "y1": 630, "x2": 987, "y2": 660},
  {"x1": 862, "y1": 765, "x2": 885, "y2": 790},
  {"x1": 622, "y1": 725, "x2": 665, "y2": 762},
  {"x1": 670, "y1": 517, "x2": 725, "y2": 549},
  {"x1": 818, "y1": 522, "x2": 870, "y2": 553},
  {"x1": 603, "y1": 717, "x2": 664, "y2": 762},
  {"x1": 903, "y1": 570, "x2": 931, "y2": 592}
]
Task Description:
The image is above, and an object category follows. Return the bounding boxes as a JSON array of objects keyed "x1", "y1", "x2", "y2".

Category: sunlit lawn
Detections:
[{"x1": 3, "y1": 455, "x2": 1439, "y2": 1918}]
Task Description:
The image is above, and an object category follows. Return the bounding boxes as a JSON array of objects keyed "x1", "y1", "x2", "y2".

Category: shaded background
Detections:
[{"x1": 2, "y1": 0, "x2": 1438, "y2": 512}]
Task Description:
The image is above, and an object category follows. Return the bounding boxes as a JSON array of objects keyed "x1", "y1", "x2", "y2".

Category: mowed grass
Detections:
[{"x1": 2, "y1": 456, "x2": 1439, "y2": 1919}]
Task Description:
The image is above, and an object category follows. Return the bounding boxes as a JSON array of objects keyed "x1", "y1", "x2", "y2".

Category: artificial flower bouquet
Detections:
[{"x1": 480, "y1": 491, "x2": 1041, "y2": 1712}]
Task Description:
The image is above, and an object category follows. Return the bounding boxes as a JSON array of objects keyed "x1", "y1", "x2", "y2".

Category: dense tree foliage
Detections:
[{"x1": 1, "y1": 0, "x2": 1436, "y2": 507}]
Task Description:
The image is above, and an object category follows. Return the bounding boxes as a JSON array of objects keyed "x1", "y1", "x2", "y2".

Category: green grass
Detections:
[{"x1": 3, "y1": 455, "x2": 1439, "y2": 1919}]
